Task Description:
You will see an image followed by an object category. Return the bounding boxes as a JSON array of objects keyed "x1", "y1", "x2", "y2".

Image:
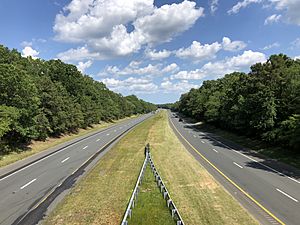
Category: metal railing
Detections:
[
  {"x1": 121, "y1": 144, "x2": 185, "y2": 225},
  {"x1": 148, "y1": 151, "x2": 185, "y2": 225},
  {"x1": 121, "y1": 144, "x2": 149, "y2": 225}
]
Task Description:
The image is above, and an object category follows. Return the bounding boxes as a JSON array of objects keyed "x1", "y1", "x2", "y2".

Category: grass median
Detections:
[
  {"x1": 0, "y1": 115, "x2": 137, "y2": 168},
  {"x1": 128, "y1": 164, "x2": 175, "y2": 225},
  {"x1": 44, "y1": 111, "x2": 258, "y2": 225}
]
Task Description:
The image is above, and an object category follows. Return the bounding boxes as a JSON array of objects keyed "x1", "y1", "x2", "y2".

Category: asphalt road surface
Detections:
[
  {"x1": 0, "y1": 114, "x2": 152, "y2": 225},
  {"x1": 169, "y1": 111, "x2": 299, "y2": 225}
]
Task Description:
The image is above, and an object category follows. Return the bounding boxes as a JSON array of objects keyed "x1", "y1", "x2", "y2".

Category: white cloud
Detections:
[
  {"x1": 228, "y1": 0, "x2": 261, "y2": 15},
  {"x1": 161, "y1": 79, "x2": 199, "y2": 92},
  {"x1": 175, "y1": 37, "x2": 246, "y2": 61},
  {"x1": 77, "y1": 60, "x2": 93, "y2": 73},
  {"x1": 172, "y1": 50, "x2": 266, "y2": 80},
  {"x1": 264, "y1": 14, "x2": 282, "y2": 25},
  {"x1": 262, "y1": 42, "x2": 280, "y2": 50},
  {"x1": 171, "y1": 69, "x2": 208, "y2": 80},
  {"x1": 133, "y1": 1, "x2": 204, "y2": 44},
  {"x1": 101, "y1": 77, "x2": 158, "y2": 93},
  {"x1": 222, "y1": 37, "x2": 247, "y2": 51},
  {"x1": 161, "y1": 63, "x2": 179, "y2": 73},
  {"x1": 54, "y1": 0, "x2": 204, "y2": 59},
  {"x1": 175, "y1": 41, "x2": 222, "y2": 62},
  {"x1": 57, "y1": 46, "x2": 102, "y2": 62},
  {"x1": 210, "y1": 0, "x2": 219, "y2": 14},
  {"x1": 270, "y1": 0, "x2": 300, "y2": 25},
  {"x1": 21, "y1": 46, "x2": 39, "y2": 58},
  {"x1": 294, "y1": 56, "x2": 300, "y2": 60},
  {"x1": 145, "y1": 48, "x2": 171, "y2": 60},
  {"x1": 102, "y1": 61, "x2": 179, "y2": 76}
]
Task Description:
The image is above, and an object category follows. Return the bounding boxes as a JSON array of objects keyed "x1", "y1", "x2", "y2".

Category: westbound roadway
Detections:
[
  {"x1": 0, "y1": 114, "x2": 152, "y2": 225},
  {"x1": 169, "y1": 111, "x2": 300, "y2": 225}
]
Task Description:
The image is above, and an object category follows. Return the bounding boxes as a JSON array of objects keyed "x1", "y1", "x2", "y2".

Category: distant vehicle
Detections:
[{"x1": 179, "y1": 118, "x2": 183, "y2": 122}]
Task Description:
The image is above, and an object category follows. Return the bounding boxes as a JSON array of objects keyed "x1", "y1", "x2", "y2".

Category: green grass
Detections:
[
  {"x1": 44, "y1": 111, "x2": 258, "y2": 225},
  {"x1": 128, "y1": 164, "x2": 175, "y2": 225},
  {"x1": 0, "y1": 115, "x2": 137, "y2": 168},
  {"x1": 147, "y1": 111, "x2": 258, "y2": 225},
  {"x1": 43, "y1": 115, "x2": 156, "y2": 225},
  {"x1": 197, "y1": 123, "x2": 300, "y2": 169}
]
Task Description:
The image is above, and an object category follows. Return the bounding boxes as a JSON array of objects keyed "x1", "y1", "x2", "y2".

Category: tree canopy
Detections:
[
  {"x1": 0, "y1": 45, "x2": 156, "y2": 152},
  {"x1": 174, "y1": 54, "x2": 300, "y2": 152}
]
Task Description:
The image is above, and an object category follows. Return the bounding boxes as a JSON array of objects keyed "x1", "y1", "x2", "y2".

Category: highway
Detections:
[
  {"x1": 168, "y1": 111, "x2": 300, "y2": 225},
  {"x1": 0, "y1": 114, "x2": 152, "y2": 225}
]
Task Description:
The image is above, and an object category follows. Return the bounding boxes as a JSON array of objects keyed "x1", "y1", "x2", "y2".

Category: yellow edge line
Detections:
[{"x1": 169, "y1": 116, "x2": 285, "y2": 225}]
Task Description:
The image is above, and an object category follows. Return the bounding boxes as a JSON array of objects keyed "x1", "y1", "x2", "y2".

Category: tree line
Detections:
[
  {"x1": 173, "y1": 54, "x2": 300, "y2": 152},
  {"x1": 0, "y1": 45, "x2": 156, "y2": 153}
]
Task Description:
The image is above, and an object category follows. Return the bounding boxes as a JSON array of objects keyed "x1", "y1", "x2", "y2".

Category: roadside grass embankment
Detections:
[
  {"x1": 44, "y1": 111, "x2": 258, "y2": 225},
  {"x1": 43, "y1": 114, "x2": 155, "y2": 225},
  {"x1": 0, "y1": 115, "x2": 137, "y2": 168},
  {"x1": 147, "y1": 111, "x2": 258, "y2": 225}
]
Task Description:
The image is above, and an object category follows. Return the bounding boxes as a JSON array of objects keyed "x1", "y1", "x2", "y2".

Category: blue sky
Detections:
[{"x1": 0, "y1": 0, "x2": 300, "y2": 104}]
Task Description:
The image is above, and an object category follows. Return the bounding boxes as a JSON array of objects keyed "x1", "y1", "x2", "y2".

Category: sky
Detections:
[{"x1": 0, "y1": 0, "x2": 300, "y2": 104}]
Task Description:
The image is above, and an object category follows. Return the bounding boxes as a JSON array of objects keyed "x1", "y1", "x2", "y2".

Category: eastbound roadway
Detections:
[
  {"x1": 0, "y1": 114, "x2": 152, "y2": 225},
  {"x1": 169, "y1": 111, "x2": 300, "y2": 225}
]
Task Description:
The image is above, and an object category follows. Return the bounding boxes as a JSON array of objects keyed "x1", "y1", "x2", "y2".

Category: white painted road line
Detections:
[
  {"x1": 61, "y1": 157, "x2": 70, "y2": 163},
  {"x1": 83, "y1": 146, "x2": 88, "y2": 150},
  {"x1": 201, "y1": 140, "x2": 205, "y2": 144},
  {"x1": 96, "y1": 138, "x2": 101, "y2": 142},
  {"x1": 114, "y1": 130, "x2": 116, "y2": 132},
  {"x1": 212, "y1": 148, "x2": 218, "y2": 153},
  {"x1": 276, "y1": 188, "x2": 299, "y2": 202},
  {"x1": 287, "y1": 177, "x2": 300, "y2": 184},
  {"x1": 198, "y1": 129, "x2": 300, "y2": 185},
  {"x1": 193, "y1": 135, "x2": 196, "y2": 138},
  {"x1": 107, "y1": 133, "x2": 110, "y2": 136},
  {"x1": 233, "y1": 162, "x2": 243, "y2": 169},
  {"x1": 20, "y1": 178, "x2": 37, "y2": 190}
]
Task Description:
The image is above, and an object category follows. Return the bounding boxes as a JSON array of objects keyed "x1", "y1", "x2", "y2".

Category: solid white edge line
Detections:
[
  {"x1": 0, "y1": 118, "x2": 140, "y2": 182},
  {"x1": 233, "y1": 162, "x2": 243, "y2": 169},
  {"x1": 276, "y1": 188, "x2": 299, "y2": 202},
  {"x1": 83, "y1": 146, "x2": 88, "y2": 150},
  {"x1": 195, "y1": 126, "x2": 300, "y2": 185},
  {"x1": 61, "y1": 157, "x2": 70, "y2": 163},
  {"x1": 20, "y1": 178, "x2": 37, "y2": 190},
  {"x1": 287, "y1": 177, "x2": 300, "y2": 184}
]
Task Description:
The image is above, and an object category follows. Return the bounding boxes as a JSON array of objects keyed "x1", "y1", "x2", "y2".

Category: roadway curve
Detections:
[
  {"x1": 0, "y1": 114, "x2": 152, "y2": 225},
  {"x1": 168, "y1": 111, "x2": 299, "y2": 225}
]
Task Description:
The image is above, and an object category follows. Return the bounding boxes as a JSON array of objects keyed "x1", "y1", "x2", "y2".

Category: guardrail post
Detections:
[
  {"x1": 167, "y1": 199, "x2": 172, "y2": 207},
  {"x1": 171, "y1": 209, "x2": 176, "y2": 218}
]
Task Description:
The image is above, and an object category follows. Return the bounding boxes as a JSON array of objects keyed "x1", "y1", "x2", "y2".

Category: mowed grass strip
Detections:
[
  {"x1": 146, "y1": 111, "x2": 259, "y2": 225},
  {"x1": 43, "y1": 115, "x2": 154, "y2": 225},
  {"x1": 128, "y1": 164, "x2": 175, "y2": 225},
  {"x1": 0, "y1": 115, "x2": 137, "y2": 168}
]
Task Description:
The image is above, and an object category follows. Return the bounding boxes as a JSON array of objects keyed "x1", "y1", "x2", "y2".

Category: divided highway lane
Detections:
[
  {"x1": 168, "y1": 111, "x2": 300, "y2": 225},
  {"x1": 0, "y1": 114, "x2": 152, "y2": 225}
]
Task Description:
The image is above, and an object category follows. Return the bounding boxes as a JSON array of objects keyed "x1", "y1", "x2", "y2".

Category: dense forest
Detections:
[
  {"x1": 173, "y1": 54, "x2": 300, "y2": 152},
  {"x1": 0, "y1": 45, "x2": 156, "y2": 153}
]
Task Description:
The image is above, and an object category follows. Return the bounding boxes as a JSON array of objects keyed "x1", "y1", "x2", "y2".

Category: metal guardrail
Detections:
[
  {"x1": 148, "y1": 152, "x2": 185, "y2": 225},
  {"x1": 121, "y1": 144, "x2": 149, "y2": 225},
  {"x1": 121, "y1": 144, "x2": 185, "y2": 225}
]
